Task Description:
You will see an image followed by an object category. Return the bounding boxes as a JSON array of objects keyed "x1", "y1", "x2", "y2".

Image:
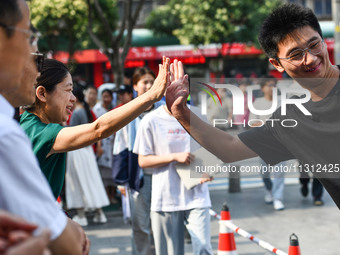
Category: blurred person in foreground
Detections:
[
  {"x1": 0, "y1": 0, "x2": 89, "y2": 254},
  {"x1": 166, "y1": 4, "x2": 340, "y2": 211}
]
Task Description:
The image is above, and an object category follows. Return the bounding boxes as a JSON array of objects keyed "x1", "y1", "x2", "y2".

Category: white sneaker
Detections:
[
  {"x1": 93, "y1": 212, "x2": 107, "y2": 223},
  {"x1": 72, "y1": 215, "x2": 88, "y2": 226},
  {"x1": 273, "y1": 200, "x2": 285, "y2": 211},
  {"x1": 264, "y1": 190, "x2": 273, "y2": 204}
]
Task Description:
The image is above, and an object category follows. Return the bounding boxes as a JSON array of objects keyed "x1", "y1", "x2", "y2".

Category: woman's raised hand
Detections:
[{"x1": 148, "y1": 56, "x2": 170, "y2": 102}]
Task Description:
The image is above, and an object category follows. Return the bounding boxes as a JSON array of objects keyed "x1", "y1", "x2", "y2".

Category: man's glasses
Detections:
[
  {"x1": 0, "y1": 23, "x2": 40, "y2": 46},
  {"x1": 277, "y1": 39, "x2": 324, "y2": 65},
  {"x1": 31, "y1": 52, "x2": 44, "y2": 72}
]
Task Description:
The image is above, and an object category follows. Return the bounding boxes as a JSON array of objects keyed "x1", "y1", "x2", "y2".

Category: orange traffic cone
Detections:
[
  {"x1": 288, "y1": 233, "x2": 301, "y2": 255},
  {"x1": 218, "y1": 204, "x2": 237, "y2": 255}
]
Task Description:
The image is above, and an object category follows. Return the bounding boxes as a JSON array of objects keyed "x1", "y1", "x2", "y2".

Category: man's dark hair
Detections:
[
  {"x1": 0, "y1": 0, "x2": 23, "y2": 37},
  {"x1": 258, "y1": 3, "x2": 322, "y2": 59}
]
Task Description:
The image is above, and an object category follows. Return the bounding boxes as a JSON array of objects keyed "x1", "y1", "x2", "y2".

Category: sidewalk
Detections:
[{"x1": 84, "y1": 180, "x2": 340, "y2": 255}]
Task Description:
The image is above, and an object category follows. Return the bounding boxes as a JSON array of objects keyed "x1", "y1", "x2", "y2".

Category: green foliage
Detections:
[
  {"x1": 147, "y1": 0, "x2": 281, "y2": 46},
  {"x1": 87, "y1": 0, "x2": 119, "y2": 48},
  {"x1": 29, "y1": 0, "x2": 118, "y2": 53},
  {"x1": 146, "y1": 0, "x2": 181, "y2": 37}
]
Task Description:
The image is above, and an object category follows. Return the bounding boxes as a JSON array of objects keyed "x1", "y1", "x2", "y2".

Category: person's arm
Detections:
[
  {"x1": 49, "y1": 57, "x2": 170, "y2": 156},
  {"x1": 49, "y1": 219, "x2": 89, "y2": 255},
  {"x1": 165, "y1": 60, "x2": 257, "y2": 163},
  {"x1": 138, "y1": 152, "x2": 194, "y2": 169}
]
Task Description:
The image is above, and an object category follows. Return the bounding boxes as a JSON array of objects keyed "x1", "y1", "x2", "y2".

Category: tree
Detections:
[
  {"x1": 30, "y1": 0, "x2": 145, "y2": 86},
  {"x1": 29, "y1": 0, "x2": 89, "y2": 61},
  {"x1": 87, "y1": 0, "x2": 146, "y2": 86},
  {"x1": 147, "y1": 0, "x2": 281, "y2": 46}
]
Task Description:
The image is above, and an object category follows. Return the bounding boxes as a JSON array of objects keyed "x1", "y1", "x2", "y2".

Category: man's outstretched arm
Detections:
[{"x1": 166, "y1": 60, "x2": 257, "y2": 163}]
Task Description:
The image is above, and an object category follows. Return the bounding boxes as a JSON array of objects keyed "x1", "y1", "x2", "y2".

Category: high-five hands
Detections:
[
  {"x1": 165, "y1": 59, "x2": 190, "y2": 116},
  {"x1": 149, "y1": 56, "x2": 170, "y2": 102}
]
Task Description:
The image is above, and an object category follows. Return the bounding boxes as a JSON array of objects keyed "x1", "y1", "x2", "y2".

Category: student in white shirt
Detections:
[{"x1": 134, "y1": 104, "x2": 213, "y2": 255}]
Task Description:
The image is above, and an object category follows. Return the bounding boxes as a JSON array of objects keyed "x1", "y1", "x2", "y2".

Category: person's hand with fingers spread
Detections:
[
  {"x1": 148, "y1": 56, "x2": 171, "y2": 102},
  {"x1": 165, "y1": 59, "x2": 190, "y2": 118}
]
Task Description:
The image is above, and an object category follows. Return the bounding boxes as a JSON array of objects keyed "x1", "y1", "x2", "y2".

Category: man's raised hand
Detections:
[{"x1": 166, "y1": 59, "x2": 189, "y2": 117}]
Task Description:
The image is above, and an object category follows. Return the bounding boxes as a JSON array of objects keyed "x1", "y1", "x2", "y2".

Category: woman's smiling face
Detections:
[{"x1": 44, "y1": 72, "x2": 76, "y2": 123}]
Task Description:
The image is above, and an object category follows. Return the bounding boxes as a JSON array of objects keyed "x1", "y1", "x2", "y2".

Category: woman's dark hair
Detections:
[
  {"x1": 24, "y1": 59, "x2": 70, "y2": 111},
  {"x1": 258, "y1": 3, "x2": 322, "y2": 59},
  {"x1": 132, "y1": 67, "x2": 155, "y2": 85},
  {"x1": 73, "y1": 85, "x2": 93, "y2": 123},
  {"x1": 36, "y1": 59, "x2": 69, "y2": 92},
  {"x1": 0, "y1": 0, "x2": 22, "y2": 37}
]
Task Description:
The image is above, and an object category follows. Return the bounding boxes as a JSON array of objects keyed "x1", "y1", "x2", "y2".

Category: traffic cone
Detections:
[
  {"x1": 217, "y1": 204, "x2": 237, "y2": 255},
  {"x1": 288, "y1": 233, "x2": 301, "y2": 255}
]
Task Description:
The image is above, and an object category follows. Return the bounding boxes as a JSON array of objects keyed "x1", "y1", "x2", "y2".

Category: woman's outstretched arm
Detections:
[{"x1": 49, "y1": 57, "x2": 170, "y2": 155}]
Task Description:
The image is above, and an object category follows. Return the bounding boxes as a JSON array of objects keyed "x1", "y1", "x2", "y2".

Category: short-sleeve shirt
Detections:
[
  {"x1": 20, "y1": 111, "x2": 65, "y2": 199},
  {"x1": 134, "y1": 106, "x2": 211, "y2": 212},
  {"x1": 239, "y1": 79, "x2": 340, "y2": 208},
  {"x1": 69, "y1": 108, "x2": 88, "y2": 126}
]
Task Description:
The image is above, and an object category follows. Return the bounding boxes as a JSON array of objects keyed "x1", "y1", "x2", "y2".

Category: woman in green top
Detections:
[{"x1": 20, "y1": 57, "x2": 170, "y2": 199}]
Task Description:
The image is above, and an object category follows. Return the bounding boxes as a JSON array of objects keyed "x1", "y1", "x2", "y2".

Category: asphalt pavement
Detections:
[{"x1": 82, "y1": 178, "x2": 340, "y2": 255}]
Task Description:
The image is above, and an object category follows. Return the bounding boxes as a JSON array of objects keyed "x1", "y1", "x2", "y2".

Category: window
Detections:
[
  {"x1": 288, "y1": 0, "x2": 306, "y2": 6},
  {"x1": 314, "y1": 0, "x2": 332, "y2": 16}
]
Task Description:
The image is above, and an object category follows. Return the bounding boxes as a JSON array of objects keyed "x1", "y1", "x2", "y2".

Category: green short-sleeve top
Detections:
[{"x1": 20, "y1": 111, "x2": 65, "y2": 199}]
